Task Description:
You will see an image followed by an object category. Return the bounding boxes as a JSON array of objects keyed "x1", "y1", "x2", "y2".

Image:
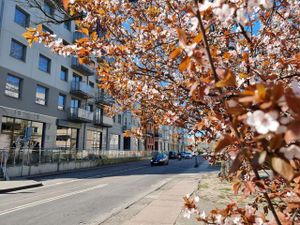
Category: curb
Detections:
[{"x1": 0, "y1": 182, "x2": 43, "y2": 194}]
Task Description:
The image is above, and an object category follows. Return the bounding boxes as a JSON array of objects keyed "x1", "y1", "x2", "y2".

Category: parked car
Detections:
[
  {"x1": 150, "y1": 153, "x2": 169, "y2": 166},
  {"x1": 181, "y1": 151, "x2": 193, "y2": 159},
  {"x1": 168, "y1": 151, "x2": 177, "y2": 159}
]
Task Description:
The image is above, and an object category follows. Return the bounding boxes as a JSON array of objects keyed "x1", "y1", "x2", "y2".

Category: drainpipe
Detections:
[
  {"x1": 0, "y1": 0, "x2": 4, "y2": 31},
  {"x1": 106, "y1": 127, "x2": 109, "y2": 150},
  {"x1": 82, "y1": 123, "x2": 86, "y2": 150}
]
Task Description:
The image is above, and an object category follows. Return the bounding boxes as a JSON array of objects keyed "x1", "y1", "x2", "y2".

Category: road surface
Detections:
[{"x1": 0, "y1": 158, "x2": 207, "y2": 225}]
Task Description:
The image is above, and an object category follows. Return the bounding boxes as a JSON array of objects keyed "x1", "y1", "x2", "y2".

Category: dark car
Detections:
[
  {"x1": 150, "y1": 153, "x2": 169, "y2": 166},
  {"x1": 168, "y1": 151, "x2": 177, "y2": 159},
  {"x1": 181, "y1": 151, "x2": 193, "y2": 159}
]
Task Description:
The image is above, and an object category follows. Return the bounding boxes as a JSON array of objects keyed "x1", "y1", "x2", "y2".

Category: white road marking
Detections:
[
  {"x1": 0, "y1": 183, "x2": 108, "y2": 216},
  {"x1": 11, "y1": 165, "x2": 148, "y2": 193}
]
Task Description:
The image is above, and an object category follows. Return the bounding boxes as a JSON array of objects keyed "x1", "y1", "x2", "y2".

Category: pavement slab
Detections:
[{"x1": 122, "y1": 177, "x2": 199, "y2": 225}]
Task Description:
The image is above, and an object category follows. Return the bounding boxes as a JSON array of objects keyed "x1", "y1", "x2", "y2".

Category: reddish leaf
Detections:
[
  {"x1": 285, "y1": 88, "x2": 300, "y2": 114},
  {"x1": 214, "y1": 135, "x2": 237, "y2": 153},
  {"x1": 284, "y1": 121, "x2": 300, "y2": 144}
]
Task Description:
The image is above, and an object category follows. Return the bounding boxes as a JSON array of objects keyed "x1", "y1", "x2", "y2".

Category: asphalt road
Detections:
[{"x1": 0, "y1": 158, "x2": 206, "y2": 225}]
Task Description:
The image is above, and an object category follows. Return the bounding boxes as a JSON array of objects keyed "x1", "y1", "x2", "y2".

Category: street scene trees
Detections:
[{"x1": 23, "y1": 0, "x2": 300, "y2": 224}]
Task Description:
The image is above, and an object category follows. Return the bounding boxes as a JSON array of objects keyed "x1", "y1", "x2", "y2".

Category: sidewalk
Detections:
[
  {"x1": 0, "y1": 180, "x2": 43, "y2": 193},
  {"x1": 120, "y1": 162, "x2": 214, "y2": 225}
]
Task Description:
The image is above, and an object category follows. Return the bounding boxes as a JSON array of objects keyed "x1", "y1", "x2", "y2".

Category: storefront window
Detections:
[
  {"x1": 86, "y1": 130, "x2": 102, "y2": 150},
  {"x1": 110, "y1": 134, "x2": 119, "y2": 150},
  {"x1": 56, "y1": 126, "x2": 78, "y2": 150},
  {"x1": 0, "y1": 116, "x2": 44, "y2": 149}
]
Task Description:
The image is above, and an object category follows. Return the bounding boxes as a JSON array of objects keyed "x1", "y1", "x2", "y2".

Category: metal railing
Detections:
[
  {"x1": 69, "y1": 107, "x2": 94, "y2": 122},
  {"x1": 71, "y1": 57, "x2": 94, "y2": 75},
  {"x1": 0, "y1": 148, "x2": 152, "y2": 167},
  {"x1": 70, "y1": 80, "x2": 93, "y2": 98}
]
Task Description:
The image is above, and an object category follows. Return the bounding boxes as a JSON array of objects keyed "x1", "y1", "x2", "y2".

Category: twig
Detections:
[{"x1": 194, "y1": 0, "x2": 219, "y2": 83}]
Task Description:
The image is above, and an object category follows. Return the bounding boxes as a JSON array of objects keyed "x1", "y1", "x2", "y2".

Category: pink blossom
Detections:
[{"x1": 246, "y1": 110, "x2": 279, "y2": 134}]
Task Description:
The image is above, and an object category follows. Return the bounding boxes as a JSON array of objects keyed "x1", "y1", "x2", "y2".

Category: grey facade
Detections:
[{"x1": 0, "y1": 0, "x2": 125, "y2": 152}]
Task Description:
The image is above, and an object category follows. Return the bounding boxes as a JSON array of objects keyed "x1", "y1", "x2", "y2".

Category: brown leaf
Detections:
[
  {"x1": 232, "y1": 181, "x2": 241, "y2": 195},
  {"x1": 177, "y1": 28, "x2": 187, "y2": 45},
  {"x1": 215, "y1": 70, "x2": 236, "y2": 88},
  {"x1": 169, "y1": 48, "x2": 182, "y2": 59},
  {"x1": 179, "y1": 57, "x2": 190, "y2": 72},
  {"x1": 271, "y1": 156, "x2": 294, "y2": 181},
  {"x1": 229, "y1": 154, "x2": 242, "y2": 174},
  {"x1": 285, "y1": 88, "x2": 300, "y2": 114},
  {"x1": 272, "y1": 82, "x2": 284, "y2": 102},
  {"x1": 284, "y1": 121, "x2": 300, "y2": 144},
  {"x1": 255, "y1": 84, "x2": 266, "y2": 101},
  {"x1": 214, "y1": 135, "x2": 237, "y2": 153},
  {"x1": 193, "y1": 33, "x2": 202, "y2": 44},
  {"x1": 270, "y1": 134, "x2": 283, "y2": 149}
]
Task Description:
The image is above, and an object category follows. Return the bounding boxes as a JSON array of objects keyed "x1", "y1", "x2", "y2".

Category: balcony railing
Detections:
[
  {"x1": 95, "y1": 92, "x2": 115, "y2": 106},
  {"x1": 73, "y1": 31, "x2": 87, "y2": 42},
  {"x1": 94, "y1": 112, "x2": 114, "y2": 127},
  {"x1": 70, "y1": 80, "x2": 93, "y2": 98},
  {"x1": 71, "y1": 57, "x2": 94, "y2": 76},
  {"x1": 69, "y1": 108, "x2": 94, "y2": 122},
  {"x1": 122, "y1": 124, "x2": 132, "y2": 131}
]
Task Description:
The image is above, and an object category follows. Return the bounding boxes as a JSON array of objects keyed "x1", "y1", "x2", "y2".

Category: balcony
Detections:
[
  {"x1": 154, "y1": 132, "x2": 162, "y2": 138},
  {"x1": 69, "y1": 108, "x2": 94, "y2": 122},
  {"x1": 73, "y1": 31, "x2": 87, "y2": 42},
  {"x1": 71, "y1": 57, "x2": 94, "y2": 76},
  {"x1": 94, "y1": 114, "x2": 114, "y2": 127},
  {"x1": 122, "y1": 124, "x2": 132, "y2": 131},
  {"x1": 95, "y1": 92, "x2": 115, "y2": 106},
  {"x1": 70, "y1": 81, "x2": 93, "y2": 98}
]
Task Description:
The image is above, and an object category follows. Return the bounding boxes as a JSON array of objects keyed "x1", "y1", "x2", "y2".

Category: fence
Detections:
[{"x1": 0, "y1": 148, "x2": 152, "y2": 167}]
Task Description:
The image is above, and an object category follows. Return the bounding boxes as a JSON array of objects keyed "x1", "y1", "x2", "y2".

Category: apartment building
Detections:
[
  {"x1": 0, "y1": 0, "x2": 130, "y2": 152},
  {"x1": 0, "y1": 0, "x2": 183, "y2": 154}
]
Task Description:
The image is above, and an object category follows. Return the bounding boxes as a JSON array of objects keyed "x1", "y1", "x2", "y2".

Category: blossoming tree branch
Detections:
[{"x1": 23, "y1": 0, "x2": 300, "y2": 224}]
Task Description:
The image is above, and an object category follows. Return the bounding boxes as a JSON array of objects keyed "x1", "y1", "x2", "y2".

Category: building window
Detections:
[
  {"x1": 39, "y1": 54, "x2": 51, "y2": 73},
  {"x1": 60, "y1": 66, "x2": 68, "y2": 81},
  {"x1": 5, "y1": 74, "x2": 21, "y2": 99},
  {"x1": 44, "y1": 1, "x2": 54, "y2": 16},
  {"x1": 42, "y1": 25, "x2": 53, "y2": 34},
  {"x1": 110, "y1": 134, "x2": 119, "y2": 150},
  {"x1": 86, "y1": 130, "x2": 102, "y2": 150},
  {"x1": 64, "y1": 21, "x2": 71, "y2": 31},
  {"x1": 86, "y1": 104, "x2": 93, "y2": 112},
  {"x1": 118, "y1": 115, "x2": 122, "y2": 124},
  {"x1": 14, "y1": 6, "x2": 30, "y2": 28},
  {"x1": 89, "y1": 81, "x2": 94, "y2": 88},
  {"x1": 0, "y1": 116, "x2": 44, "y2": 149},
  {"x1": 56, "y1": 126, "x2": 78, "y2": 150},
  {"x1": 10, "y1": 39, "x2": 26, "y2": 61},
  {"x1": 58, "y1": 94, "x2": 66, "y2": 110},
  {"x1": 71, "y1": 98, "x2": 80, "y2": 108},
  {"x1": 113, "y1": 116, "x2": 116, "y2": 123},
  {"x1": 35, "y1": 85, "x2": 47, "y2": 105}
]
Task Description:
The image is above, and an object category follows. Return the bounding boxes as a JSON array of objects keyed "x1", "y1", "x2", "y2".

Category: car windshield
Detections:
[{"x1": 156, "y1": 153, "x2": 165, "y2": 159}]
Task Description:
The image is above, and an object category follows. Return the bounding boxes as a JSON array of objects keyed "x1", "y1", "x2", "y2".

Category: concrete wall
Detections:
[{"x1": 6, "y1": 157, "x2": 144, "y2": 178}]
